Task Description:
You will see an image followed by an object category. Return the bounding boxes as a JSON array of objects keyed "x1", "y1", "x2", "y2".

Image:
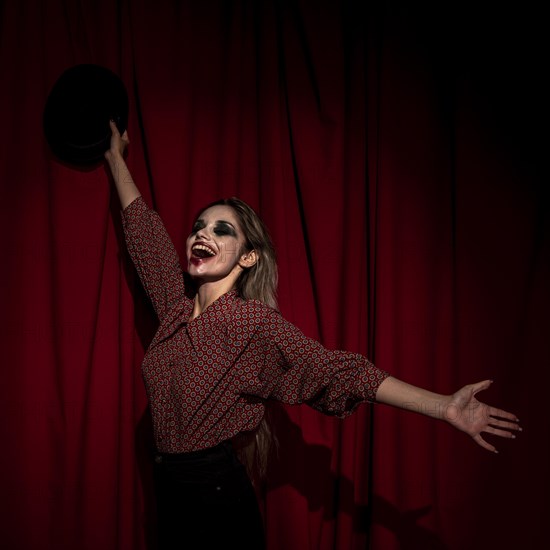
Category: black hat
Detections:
[{"x1": 43, "y1": 64, "x2": 128, "y2": 166}]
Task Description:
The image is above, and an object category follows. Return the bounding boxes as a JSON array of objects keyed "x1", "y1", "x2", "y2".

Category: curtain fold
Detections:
[{"x1": 0, "y1": 1, "x2": 546, "y2": 549}]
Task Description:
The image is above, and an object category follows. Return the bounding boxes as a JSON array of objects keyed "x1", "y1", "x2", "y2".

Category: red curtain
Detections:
[{"x1": 0, "y1": 1, "x2": 547, "y2": 549}]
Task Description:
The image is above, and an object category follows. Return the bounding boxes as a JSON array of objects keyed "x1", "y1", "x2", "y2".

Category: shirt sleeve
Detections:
[
  {"x1": 121, "y1": 196, "x2": 187, "y2": 322},
  {"x1": 259, "y1": 307, "x2": 390, "y2": 417}
]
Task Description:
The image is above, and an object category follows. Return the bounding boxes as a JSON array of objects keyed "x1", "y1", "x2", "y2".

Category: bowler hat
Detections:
[{"x1": 43, "y1": 64, "x2": 128, "y2": 166}]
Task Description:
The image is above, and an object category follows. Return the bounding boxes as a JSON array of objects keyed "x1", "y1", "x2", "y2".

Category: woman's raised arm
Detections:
[
  {"x1": 103, "y1": 121, "x2": 188, "y2": 321},
  {"x1": 104, "y1": 120, "x2": 141, "y2": 209}
]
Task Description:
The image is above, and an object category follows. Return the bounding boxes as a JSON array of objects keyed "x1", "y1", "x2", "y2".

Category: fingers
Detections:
[
  {"x1": 487, "y1": 416, "x2": 522, "y2": 433},
  {"x1": 473, "y1": 433, "x2": 497, "y2": 453},
  {"x1": 473, "y1": 414, "x2": 522, "y2": 454},
  {"x1": 108, "y1": 120, "x2": 129, "y2": 143},
  {"x1": 106, "y1": 120, "x2": 129, "y2": 161},
  {"x1": 488, "y1": 406, "x2": 520, "y2": 423},
  {"x1": 109, "y1": 119, "x2": 120, "y2": 135},
  {"x1": 484, "y1": 425, "x2": 518, "y2": 439},
  {"x1": 471, "y1": 379, "x2": 493, "y2": 395}
]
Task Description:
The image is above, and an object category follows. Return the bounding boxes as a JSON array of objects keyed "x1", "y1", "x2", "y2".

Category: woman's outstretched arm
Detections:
[
  {"x1": 104, "y1": 120, "x2": 141, "y2": 209},
  {"x1": 375, "y1": 376, "x2": 521, "y2": 453}
]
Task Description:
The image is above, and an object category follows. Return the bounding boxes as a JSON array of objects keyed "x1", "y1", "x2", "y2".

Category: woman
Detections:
[{"x1": 105, "y1": 122, "x2": 520, "y2": 549}]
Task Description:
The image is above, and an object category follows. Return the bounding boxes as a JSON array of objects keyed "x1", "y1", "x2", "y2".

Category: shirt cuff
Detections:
[{"x1": 121, "y1": 195, "x2": 146, "y2": 221}]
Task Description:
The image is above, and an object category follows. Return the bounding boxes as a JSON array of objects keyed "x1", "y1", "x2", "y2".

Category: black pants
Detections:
[{"x1": 153, "y1": 441, "x2": 265, "y2": 550}]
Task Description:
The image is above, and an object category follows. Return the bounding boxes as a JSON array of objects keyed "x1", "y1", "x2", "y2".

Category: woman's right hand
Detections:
[{"x1": 105, "y1": 120, "x2": 129, "y2": 162}]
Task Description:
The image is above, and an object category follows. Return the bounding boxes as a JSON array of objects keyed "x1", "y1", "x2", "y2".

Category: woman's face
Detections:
[{"x1": 186, "y1": 205, "x2": 253, "y2": 282}]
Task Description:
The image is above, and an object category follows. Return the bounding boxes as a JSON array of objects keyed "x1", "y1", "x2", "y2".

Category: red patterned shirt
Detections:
[{"x1": 122, "y1": 197, "x2": 389, "y2": 453}]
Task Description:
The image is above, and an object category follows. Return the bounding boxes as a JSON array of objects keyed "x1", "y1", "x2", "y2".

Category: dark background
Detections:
[{"x1": 0, "y1": 1, "x2": 547, "y2": 548}]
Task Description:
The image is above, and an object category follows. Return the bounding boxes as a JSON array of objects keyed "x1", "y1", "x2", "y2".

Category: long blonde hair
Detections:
[{"x1": 196, "y1": 197, "x2": 278, "y2": 480}]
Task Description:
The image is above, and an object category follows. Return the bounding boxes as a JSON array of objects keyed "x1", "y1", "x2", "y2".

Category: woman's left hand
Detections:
[{"x1": 444, "y1": 380, "x2": 521, "y2": 452}]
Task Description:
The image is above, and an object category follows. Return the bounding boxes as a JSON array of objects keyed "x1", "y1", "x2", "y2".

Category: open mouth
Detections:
[{"x1": 191, "y1": 243, "x2": 216, "y2": 259}]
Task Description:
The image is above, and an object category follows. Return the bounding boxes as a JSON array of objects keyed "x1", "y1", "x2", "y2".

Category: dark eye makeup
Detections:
[
  {"x1": 214, "y1": 222, "x2": 236, "y2": 237},
  {"x1": 190, "y1": 219, "x2": 237, "y2": 237}
]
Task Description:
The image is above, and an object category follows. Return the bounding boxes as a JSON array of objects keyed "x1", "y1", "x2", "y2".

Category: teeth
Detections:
[{"x1": 192, "y1": 244, "x2": 216, "y2": 257}]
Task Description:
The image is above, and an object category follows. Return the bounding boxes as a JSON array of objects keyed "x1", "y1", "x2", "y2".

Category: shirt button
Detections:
[
  {"x1": 154, "y1": 455, "x2": 162, "y2": 464},
  {"x1": 215, "y1": 486, "x2": 222, "y2": 491}
]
